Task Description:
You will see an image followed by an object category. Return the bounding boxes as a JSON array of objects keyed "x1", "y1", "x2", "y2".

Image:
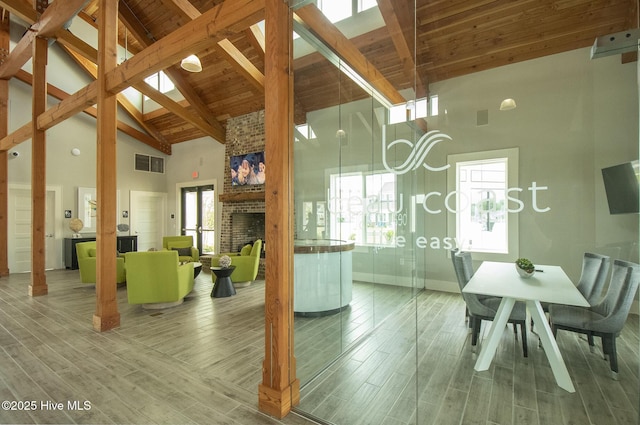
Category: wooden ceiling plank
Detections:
[
  {"x1": 216, "y1": 38, "x2": 264, "y2": 91},
  {"x1": 134, "y1": 80, "x2": 224, "y2": 140},
  {"x1": 119, "y1": 0, "x2": 226, "y2": 142},
  {"x1": 377, "y1": 0, "x2": 428, "y2": 98},
  {"x1": 162, "y1": 0, "x2": 200, "y2": 21},
  {"x1": 105, "y1": 0, "x2": 265, "y2": 94}
]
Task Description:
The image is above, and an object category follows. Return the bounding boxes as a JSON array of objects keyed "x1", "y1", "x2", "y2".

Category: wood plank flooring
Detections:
[
  {"x1": 296, "y1": 287, "x2": 640, "y2": 425},
  {"x1": 0, "y1": 269, "x2": 637, "y2": 424},
  {"x1": 0, "y1": 269, "x2": 316, "y2": 425}
]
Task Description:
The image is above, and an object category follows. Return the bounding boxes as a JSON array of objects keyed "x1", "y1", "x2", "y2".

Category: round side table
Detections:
[{"x1": 210, "y1": 266, "x2": 236, "y2": 298}]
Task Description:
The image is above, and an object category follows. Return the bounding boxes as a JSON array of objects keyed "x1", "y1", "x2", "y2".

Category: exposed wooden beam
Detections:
[
  {"x1": 54, "y1": 29, "x2": 98, "y2": 63},
  {"x1": 0, "y1": 9, "x2": 9, "y2": 277},
  {"x1": 119, "y1": 0, "x2": 225, "y2": 142},
  {"x1": 29, "y1": 34, "x2": 47, "y2": 297},
  {"x1": 94, "y1": 0, "x2": 120, "y2": 332},
  {"x1": 377, "y1": 0, "x2": 428, "y2": 98},
  {"x1": 9, "y1": 69, "x2": 170, "y2": 154},
  {"x1": 0, "y1": 121, "x2": 30, "y2": 151},
  {"x1": 259, "y1": 0, "x2": 299, "y2": 419},
  {"x1": 246, "y1": 23, "x2": 266, "y2": 64},
  {"x1": 61, "y1": 46, "x2": 172, "y2": 153},
  {"x1": 294, "y1": 4, "x2": 405, "y2": 106},
  {"x1": 133, "y1": 80, "x2": 225, "y2": 141},
  {"x1": 0, "y1": 0, "x2": 87, "y2": 79},
  {"x1": 105, "y1": 0, "x2": 265, "y2": 94},
  {"x1": 162, "y1": 0, "x2": 199, "y2": 20},
  {"x1": 216, "y1": 38, "x2": 264, "y2": 91},
  {"x1": 19, "y1": 0, "x2": 262, "y2": 142},
  {"x1": 0, "y1": 1, "x2": 98, "y2": 63},
  {"x1": 36, "y1": 80, "x2": 97, "y2": 131}
]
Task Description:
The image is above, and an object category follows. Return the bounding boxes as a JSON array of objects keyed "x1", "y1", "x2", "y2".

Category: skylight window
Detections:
[
  {"x1": 295, "y1": 123, "x2": 317, "y2": 141},
  {"x1": 388, "y1": 96, "x2": 438, "y2": 124},
  {"x1": 144, "y1": 71, "x2": 174, "y2": 95},
  {"x1": 317, "y1": 0, "x2": 352, "y2": 23}
]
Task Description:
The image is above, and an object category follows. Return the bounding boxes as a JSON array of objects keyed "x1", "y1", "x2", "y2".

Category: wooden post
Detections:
[
  {"x1": 0, "y1": 10, "x2": 9, "y2": 278},
  {"x1": 258, "y1": 0, "x2": 299, "y2": 418},
  {"x1": 93, "y1": 0, "x2": 120, "y2": 332},
  {"x1": 28, "y1": 35, "x2": 47, "y2": 296}
]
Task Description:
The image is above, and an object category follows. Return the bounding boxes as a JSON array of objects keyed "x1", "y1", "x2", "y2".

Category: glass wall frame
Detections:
[{"x1": 288, "y1": 1, "x2": 639, "y2": 424}]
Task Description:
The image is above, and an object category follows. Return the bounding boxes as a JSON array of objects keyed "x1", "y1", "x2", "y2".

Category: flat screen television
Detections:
[
  {"x1": 230, "y1": 151, "x2": 265, "y2": 186},
  {"x1": 601, "y1": 160, "x2": 639, "y2": 214}
]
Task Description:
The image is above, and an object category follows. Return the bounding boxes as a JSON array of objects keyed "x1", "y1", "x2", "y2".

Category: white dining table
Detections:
[{"x1": 462, "y1": 261, "x2": 589, "y2": 393}]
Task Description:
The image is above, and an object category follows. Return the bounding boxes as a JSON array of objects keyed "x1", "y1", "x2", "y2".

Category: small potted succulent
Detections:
[
  {"x1": 218, "y1": 255, "x2": 232, "y2": 269},
  {"x1": 515, "y1": 258, "x2": 535, "y2": 278}
]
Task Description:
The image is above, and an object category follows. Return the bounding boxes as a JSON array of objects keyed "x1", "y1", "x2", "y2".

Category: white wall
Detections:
[{"x1": 294, "y1": 47, "x2": 638, "y2": 290}]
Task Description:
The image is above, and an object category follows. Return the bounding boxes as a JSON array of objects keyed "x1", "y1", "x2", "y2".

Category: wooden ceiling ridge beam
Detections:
[
  {"x1": 60, "y1": 45, "x2": 172, "y2": 153},
  {"x1": 0, "y1": 0, "x2": 88, "y2": 79},
  {"x1": 35, "y1": 0, "x2": 264, "y2": 138}
]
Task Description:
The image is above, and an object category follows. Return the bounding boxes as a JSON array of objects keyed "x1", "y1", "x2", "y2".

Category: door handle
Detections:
[
  {"x1": 45, "y1": 234, "x2": 54, "y2": 238},
  {"x1": 197, "y1": 226, "x2": 202, "y2": 233}
]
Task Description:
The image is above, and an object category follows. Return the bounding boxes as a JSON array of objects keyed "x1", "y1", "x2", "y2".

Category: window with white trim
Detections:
[
  {"x1": 328, "y1": 170, "x2": 398, "y2": 246},
  {"x1": 447, "y1": 148, "x2": 519, "y2": 259}
]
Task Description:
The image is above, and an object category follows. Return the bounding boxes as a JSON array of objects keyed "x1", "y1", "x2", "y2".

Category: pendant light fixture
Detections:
[{"x1": 181, "y1": 54, "x2": 202, "y2": 72}]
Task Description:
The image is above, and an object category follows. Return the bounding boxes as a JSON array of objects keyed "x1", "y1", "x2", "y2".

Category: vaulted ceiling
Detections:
[{"x1": 1, "y1": 0, "x2": 637, "y2": 151}]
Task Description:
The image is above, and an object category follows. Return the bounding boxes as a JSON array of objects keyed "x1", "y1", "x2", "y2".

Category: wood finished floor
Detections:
[
  {"x1": 0, "y1": 269, "x2": 316, "y2": 425},
  {"x1": 0, "y1": 269, "x2": 637, "y2": 425},
  {"x1": 296, "y1": 287, "x2": 640, "y2": 425}
]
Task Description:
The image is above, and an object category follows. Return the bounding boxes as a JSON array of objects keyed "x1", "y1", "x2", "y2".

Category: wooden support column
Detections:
[
  {"x1": 28, "y1": 35, "x2": 47, "y2": 296},
  {"x1": 258, "y1": 0, "x2": 299, "y2": 418},
  {"x1": 0, "y1": 10, "x2": 9, "y2": 278},
  {"x1": 93, "y1": 0, "x2": 120, "y2": 332}
]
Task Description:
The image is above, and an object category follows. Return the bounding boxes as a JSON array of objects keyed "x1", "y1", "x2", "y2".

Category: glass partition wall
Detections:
[{"x1": 289, "y1": 2, "x2": 639, "y2": 424}]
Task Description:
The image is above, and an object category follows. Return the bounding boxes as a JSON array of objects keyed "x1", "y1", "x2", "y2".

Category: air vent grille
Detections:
[{"x1": 135, "y1": 153, "x2": 164, "y2": 174}]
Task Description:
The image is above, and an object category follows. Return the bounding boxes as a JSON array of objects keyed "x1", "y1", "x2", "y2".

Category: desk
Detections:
[{"x1": 463, "y1": 261, "x2": 589, "y2": 392}]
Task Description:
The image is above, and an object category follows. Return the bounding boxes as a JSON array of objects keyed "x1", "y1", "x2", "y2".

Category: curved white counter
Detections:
[{"x1": 294, "y1": 239, "x2": 355, "y2": 316}]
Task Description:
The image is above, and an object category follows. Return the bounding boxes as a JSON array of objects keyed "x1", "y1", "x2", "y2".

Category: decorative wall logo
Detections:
[{"x1": 382, "y1": 130, "x2": 451, "y2": 175}]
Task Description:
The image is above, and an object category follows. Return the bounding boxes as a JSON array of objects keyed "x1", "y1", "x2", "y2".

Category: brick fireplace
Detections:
[{"x1": 219, "y1": 110, "x2": 266, "y2": 279}]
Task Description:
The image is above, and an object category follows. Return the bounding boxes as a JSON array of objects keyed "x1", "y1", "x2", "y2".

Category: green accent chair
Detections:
[
  {"x1": 211, "y1": 239, "x2": 262, "y2": 287},
  {"x1": 124, "y1": 250, "x2": 195, "y2": 309},
  {"x1": 162, "y1": 235, "x2": 199, "y2": 263},
  {"x1": 75, "y1": 241, "x2": 126, "y2": 284}
]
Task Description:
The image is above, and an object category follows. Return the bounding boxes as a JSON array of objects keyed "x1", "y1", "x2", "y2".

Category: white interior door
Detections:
[
  {"x1": 130, "y1": 191, "x2": 167, "y2": 251},
  {"x1": 8, "y1": 188, "x2": 57, "y2": 272}
]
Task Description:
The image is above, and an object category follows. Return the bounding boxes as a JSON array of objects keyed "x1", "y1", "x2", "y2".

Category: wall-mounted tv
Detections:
[
  {"x1": 230, "y1": 151, "x2": 265, "y2": 186},
  {"x1": 601, "y1": 160, "x2": 639, "y2": 214}
]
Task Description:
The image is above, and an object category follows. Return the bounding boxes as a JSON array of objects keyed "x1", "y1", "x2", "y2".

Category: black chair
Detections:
[
  {"x1": 549, "y1": 259, "x2": 639, "y2": 378},
  {"x1": 451, "y1": 249, "x2": 528, "y2": 357}
]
